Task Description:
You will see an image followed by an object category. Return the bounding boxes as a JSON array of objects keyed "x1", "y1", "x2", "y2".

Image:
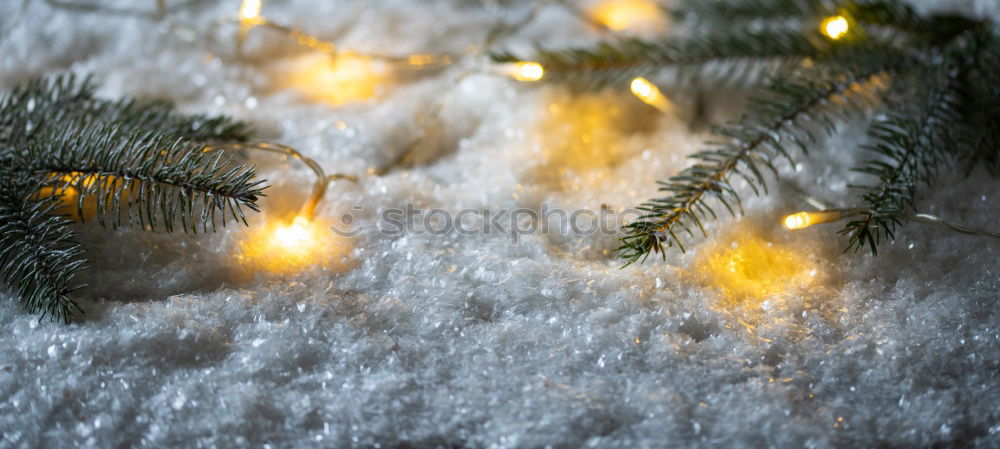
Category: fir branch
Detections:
[
  {"x1": 841, "y1": 57, "x2": 967, "y2": 254},
  {"x1": 493, "y1": 27, "x2": 834, "y2": 89},
  {"x1": 0, "y1": 74, "x2": 97, "y2": 156},
  {"x1": 0, "y1": 168, "x2": 86, "y2": 323},
  {"x1": 956, "y1": 31, "x2": 1000, "y2": 176},
  {"x1": 671, "y1": 0, "x2": 833, "y2": 23},
  {"x1": 9, "y1": 121, "x2": 265, "y2": 233},
  {"x1": 0, "y1": 73, "x2": 251, "y2": 159},
  {"x1": 619, "y1": 61, "x2": 892, "y2": 265},
  {"x1": 0, "y1": 74, "x2": 267, "y2": 322},
  {"x1": 87, "y1": 97, "x2": 253, "y2": 143}
]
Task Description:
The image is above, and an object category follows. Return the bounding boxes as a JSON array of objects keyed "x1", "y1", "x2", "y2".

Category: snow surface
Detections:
[{"x1": 1, "y1": 0, "x2": 999, "y2": 447}]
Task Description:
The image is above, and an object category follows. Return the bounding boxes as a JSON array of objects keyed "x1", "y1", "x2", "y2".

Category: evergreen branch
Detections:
[
  {"x1": 841, "y1": 58, "x2": 967, "y2": 255},
  {"x1": 671, "y1": 0, "x2": 832, "y2": 23},
  {"x1": 0, "y1": 73, "x2": 251, "y2": 160},
  {"x1": 0, "y1": 74, "x2": 267, "y2": 322},
  {"x1": 88, "y1": 97, "x2": 253, "y2": 143},
  {"x1": 619, "y1": 62, "x2": 892, "y2": 265},
  {"x1": 849, "y1": 0, "x2": 980, "y2": 45},
  {"x1": 10, "y1": 121, "x2": 265, "y2": 233},
  {"x1": 956, "y1": 31, "x2": 1000, "y2": 176},
  {"x1": 0, "y1": 168, "x2": 86, "y2": 323},
  {"x1": 493, "y1": 27, "x2": 833, "y2": 89},
  {"x1": 0, "y1": 74, "x2": 97, "y2": 156}
]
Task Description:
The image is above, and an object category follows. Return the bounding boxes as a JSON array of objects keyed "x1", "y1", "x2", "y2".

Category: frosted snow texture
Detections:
[{"x1": 1, "y1": 0, "x2": 999, "y2": 447}]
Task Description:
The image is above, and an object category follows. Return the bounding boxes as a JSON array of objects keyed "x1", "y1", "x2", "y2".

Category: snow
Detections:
[{"x1": 1, "y1": 0, "x2": 999, "y2": 447}]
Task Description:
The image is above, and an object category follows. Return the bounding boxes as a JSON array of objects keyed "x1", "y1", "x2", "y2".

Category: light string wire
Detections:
[
  {"x1": 232, "y1": 16, "x2": 458, "y2": 69},
  {"x1": 782, "y1": 192, "x2": 1000, "y2": 241},
  {"x1": 207, "y1": 142, "x2": 358, "y2": 219},
  {"x1": 31, "y1": 0, "x2": 579, "y2": 222},
  {"x1": 374, "y1": 0, "x2": 554, "y2": 175}
]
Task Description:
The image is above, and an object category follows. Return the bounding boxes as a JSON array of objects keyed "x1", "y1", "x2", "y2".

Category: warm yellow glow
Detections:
[
  {"x1": 241, "y1": 211, "x2": 357, "y2": 274},
  {"x1": 407, "y1": 53, "x2": 451, "y2": 67},
  {"x1": 239, "y1": 0, "x2": 261, "y2": 21},
  {"x1": 508, "y1": 62, "x2": 544, "y2": 82},
  {"x1": 530, "y1": 93, "x2": 649, "y2": 192},
  {"x1": 242, "y1": 215, "x2": 329, "y2": 272},
  {"x1": 273, "y1": 53, "x2": 387, "y2": 105},
  {"x1": 591, "y1": 0, "x2": 664, "y2": 32},
  {"x1": 783, "y1": 212, "x2": 812, "y2": 230},
  {"x1": 782, "y1": 210, "x2": 846, "y2": 230},
  {"x1": 694, "y1": 232, "x2": 821, "y2": 305},
  {"x1": 822, "y1": 15, "x2": 849, "y2": 40},
  {"x1": 35, "y1": 172, "x2": 110, "y2": 220},
  {"x1": 630, "y1": 77, "x2": 670, "y2": 112},
  {"x1": 272, "y1": 216, "x2": 314, "y2": 254}
]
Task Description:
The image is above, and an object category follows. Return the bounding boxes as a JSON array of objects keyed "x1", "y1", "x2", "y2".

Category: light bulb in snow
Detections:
[
  {"x1": 822, "y1": 15, "x2": 849, "y2": 40},
  {"x1": 508, "y1": 62, "x2": 544, "y2": 82},
  {"x1": 271, "y1": 216, "x2": 315, "y2": 255},
  {"x1": 782, "y1": 210, "x2": 854, "y2": 230},
  {"x1": 239, "y1": 0, "x2": 262, "y2": 22},
  {"x1": 630, "y1": 77, "x2": 670, "y2": 112},
  {"x1": 591, "y1": 0, "x2": 664, "y2": 32},
  {"x1": 783, "y1": 212, "x2": 812, "y2": 230}
]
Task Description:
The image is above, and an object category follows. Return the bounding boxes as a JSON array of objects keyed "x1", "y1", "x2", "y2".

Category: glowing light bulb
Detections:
[
  {"x1": 821, "y1": 15, "x2": 849, "y2": 40},
  {"x1": 239, "y1": 0, "x2": 261, "y2": 22},
  {"x1": 508, "y1": 62, "x2": 544, "y2": 82},
  {"x1": 783, "y1": 212, "x2": 812, "y2": 230},
  {"x1": 241, "y1": 214, "x2": 352, "y2": 273},
  {"x1": 271, "y1": 216, "x2": 314, "y2": 254},
  {"x1": 782, "y1": 210, "x2": 851, "y2": 230},
  {"x1": 630, "y1": 77, "x2": 671, "y2": 112},
  {"x1": 591, "y1": 0, "x2": 664, "y2": 32}
]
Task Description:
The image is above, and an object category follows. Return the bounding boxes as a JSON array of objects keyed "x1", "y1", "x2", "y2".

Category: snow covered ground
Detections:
[{"x1": 1, "y1": 0, "x2": 998, "y2": 447}]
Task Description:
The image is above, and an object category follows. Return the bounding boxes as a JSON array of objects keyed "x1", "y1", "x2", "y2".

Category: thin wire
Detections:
[
  {"x1": 793, "y1": 208, "x2": 1000, "y2": 241},
  {"x1": 373, "y1": 0, "x2": 551, "y2": 175},
  {"x1": 910, "y1": 213, "x2": 1000, "y2": 240},
  {"x1": 236, "y1": 17, "x2": 458, "y2": 69},
  {"x1": 207, "y1": 142, "x2": 358, "y2": 219}
]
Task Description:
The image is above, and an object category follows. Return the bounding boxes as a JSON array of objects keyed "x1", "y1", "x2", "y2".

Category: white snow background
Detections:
[{"x1": 1, "y1": 0, "x2": 999, "y2": 447}]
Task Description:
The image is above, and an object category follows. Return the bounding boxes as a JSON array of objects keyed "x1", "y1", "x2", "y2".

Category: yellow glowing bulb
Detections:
[
  {"x1": 782, "y1": 210, "x2": 850, "y2": 230},
  {"x1": 630, "y1": 77, "x2": 670, "y2": 112},
  {"x1": 275, "y1": 53, "x2": 386, "y2": 105},
  {"x1": 783, "y1": 212, "x2": 812, "y2": 230},
  {"x1": 239, "y1": 0, "x2": 261, "y2": 21},
  {"x1": 271, "y1": 216, "x2": 314, "y2": 254},
  {"x1": 242, "y1": 214, "x2": 356, "y2": 273},
  {"x1": 509, "y1": 62, "x2": 544, "y2": 82},
  {"x1": 591, "y1": 0, "x2": 664, "y2": 32},
  {"x1": 822, "y1": 15, "x2": 849, "y2": 40}
]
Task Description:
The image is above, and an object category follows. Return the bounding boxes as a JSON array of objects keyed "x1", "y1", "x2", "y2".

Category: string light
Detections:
[
  {"x1": 590, "y1": 0, "x2": 664, "y2": 32},
  {"x1": 507, "y1": 61, "x2": 545, "y2": 82},
  {"x1": 630, "y1": 77, "x2": 671, "y2": 112},
  {"x1": 783, "y1": 208, "x2": 1000, "y2": 240},
  {"x1": 208, "y1": 142, "x2": 358, "y2": 269},
  {"x1": 269, "y1": 215, "x2": 319, "y2": 257},
  {"x1": 782, "y1": 210, "x2": 857, "y2": 230},
  {"x1": 238, "y1": 0, "x2": 262, "y2": 23},
  {"x1": 233, "y1": 0, "x2": 454, "y2": 69},
  {"x1": 275, "y1": 53, "x2": 388, "y2": 105},
  {"x1": 821, "y1": 15, "x2": 850, "y2": 40}
]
